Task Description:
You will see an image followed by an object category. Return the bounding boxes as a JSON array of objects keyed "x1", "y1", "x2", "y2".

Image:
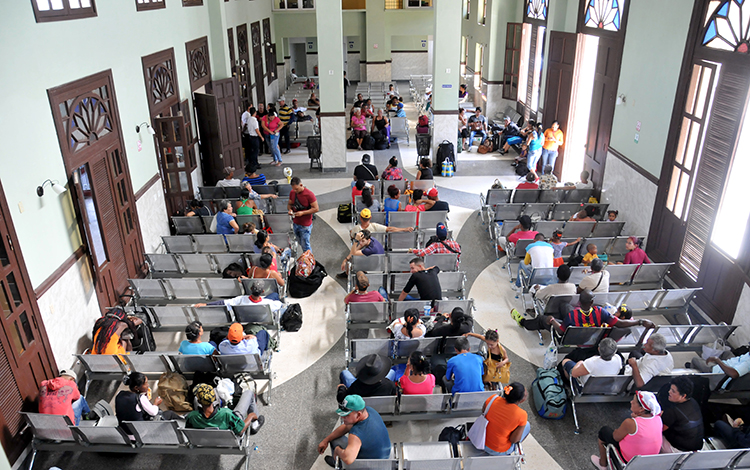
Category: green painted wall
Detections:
[
  {"x1": 0, "y1": 1, "x2": 273, "y2": 288},
  {"x1": 609, "y1": 0, "x2": 692, "y2": 177},
  {"x1": 391, "y1": 35, "x2": 429, "y2": 51}
]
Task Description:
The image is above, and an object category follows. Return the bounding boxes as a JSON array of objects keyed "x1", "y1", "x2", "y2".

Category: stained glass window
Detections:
[
  {"x1": 703, "y1": 0, "x2": 750, "y2": 53},
  {"x1": 584, "y1": 0, "x2": 625, "y2": 32},
  {"x1": 526, "y1": 0, "x2": 548, "y2": 21}
]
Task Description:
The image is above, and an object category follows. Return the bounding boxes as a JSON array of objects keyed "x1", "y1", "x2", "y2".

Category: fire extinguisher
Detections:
[{"x1": 313, "y1": 66, "x2": 318, "y2": 76}]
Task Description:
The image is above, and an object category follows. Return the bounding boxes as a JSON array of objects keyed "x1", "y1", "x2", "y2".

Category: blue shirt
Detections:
[
  {"x1": 216, "y1": 211, "x2": 235, "y2": 234},
  {"x1": 446, "y1": 352, "x2": 484, "y2": 393},
  {"x1": 218, "y1": 338, "x2": 260, "y2": 355},
  {"x1": 179, "y1": 341, "x2": 216, "y2": 355},
  {"x1": 349, "y1": 406, "x2": 391, "y2": 460},
  {"x1": 362, "y1": 238, "x2": 385, "y2": 256},
  {"x1": 714, "y1": 352, "x2": 750, "y2": 388},
  {"x1": 242, "y1": 175, "x2": 267, "y2": 186},
  {"x1": 529, "y1": 131, "x2": 543, "y2": 151},
  {"x1": 383, "y1": 198, "x2": 400, "y2": 224}
]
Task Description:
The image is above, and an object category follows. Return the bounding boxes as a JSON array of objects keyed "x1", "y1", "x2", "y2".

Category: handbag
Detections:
[
  {"x1": 483, "y1": 356, "x2": 511, "y2": 384},
  {"x1": 467, "y1": 394, "x2": 499, "y2": 450},
  {"x1": 702, "y1": 337, "x2": 730, "y2": 360}
]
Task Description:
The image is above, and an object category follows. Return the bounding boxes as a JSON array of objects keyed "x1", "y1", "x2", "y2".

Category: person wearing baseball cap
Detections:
[
  {"x1": 348, "y1": 208, "x2": 414, "y2": 241},
  {"x1": 218, "y1": 323, "x2": 268, "y2": 356},
  {"x1": 39, "y1": 369, "x2": 89, "y2": 425},
  {"x1": 186, "y1": 383, "x2": 265, "y2": 436},
  {"x1": 592, "y1": 390, "x2": 662, "y2": 469},
  {"x1": 317, "y1": 394, "x2": 392, "y2": 467},
  {"x1": 424, "y1": 187, "x2": 450, "y2": 212},
  {"x1": 410, "y1": 222, "x2": 461, "y2": 261},
  {"x1": 337, "y1": 229, "x2": 384, "y2": 279},
  {"x1": 215, "y1": 166, "x2": 241, "y2": 187}
]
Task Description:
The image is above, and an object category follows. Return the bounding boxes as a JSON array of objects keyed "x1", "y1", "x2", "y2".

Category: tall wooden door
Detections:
[
  {"x1": 214, "y1": 78, "x2": 244, "y2": 171},
  {"x1": 0, "y1": 182, "x2": 57, "y2": 465},
  {"x1": 155, "y1": 116, "x2": 192, "y2": 217},
  {"x1": 236, "y1": 24, "x2": 252, "y2": 106},
  {"x1": 48, "y1": 71, "x2": 145, "y2": 311},
  {"x1": 251, "y1": 21, "x2": 266, "y2": 106},
  {"x1": 542, "y1": 31, "x2": 577, "y2": 177},
  {"x1": 262, "y1": 18, "x2": 276, "y2": 84},
  {"x1": 583, "y1": 37, "x2": 622, "y2": 189}
]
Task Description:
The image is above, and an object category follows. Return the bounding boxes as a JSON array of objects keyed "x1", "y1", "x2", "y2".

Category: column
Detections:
[
  {"x1": 430, "y1": 0, "x2": 462, "y2": 156},
  {"x1": 207, "y1": 1, "x2": 231, "y2": 79},
  {"x1": 315, "y1": 0, "x2": 347, "y2": 172},
  {"x1": 365, "y1": 0, "x2": 388, "y2": 81},
  {"x1": 484, "y1": 0, "x2": 510, "y2": 119}
]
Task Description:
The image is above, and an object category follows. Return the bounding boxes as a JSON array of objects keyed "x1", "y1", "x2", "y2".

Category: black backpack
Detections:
[
  {"x1": 288, "y1": 262, "x2": 328, "y2": 298},
  {"x1": 362, "y1": 135, "x2": 375, "y2": 151},
  {"x1": 338, "y1": 203, "x2": 352, "y2": 223},
  {"x1": 131, "y1": 321, "x2": 156, "y2": 352},
  {"x1": 438, "y1": 424, "x2": 466, "y2": 456},
  {"x1": 435, "y1": 140, "x2": 456, "y2": 173},
  {"x1": 347, "y1": 135, "x2": 358, "y2": 149},
  {"x1": 210, "y1": 325, "x2": 230, "y2": 346},
  {"x1": 280, "y1": 303, "x2": 303, "y2": 332}
]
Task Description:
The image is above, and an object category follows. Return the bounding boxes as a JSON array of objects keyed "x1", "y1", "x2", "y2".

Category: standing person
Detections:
[
  {"x1": 344, "y1": 71, "x2": 350, "y2": 105},
  {"x1": 482, "y1": 383, "x2": 530, "y2": 455},
  {"x1": 277, "y1": 97, "x2": 293, "y2": 155},
  {"x1": 466, "y1": 330, "x2": 511, "y2": 390},
  {"x1": 256, "y1": 103, "x2": 268, "y2": 156},
  {"x1": 242, "y1": 107, "x2": 262, "y2": 169},
  {"x1": 541, "y1": 120, "x2": 564, "y2": 171},
  {"x1": 261, "y1": 109, "x2": 284, "y2": 166},
  {"x1": 351, "y1": 108, "x2": 367, "y2": 150},
  {"x1": 526, "y1": 122, "x2": 544, "y2": 180},
  {"x1": 288, "y1": 177, "x2": 319, "y2": 253},
  {"x1": 39, "y1": 370, "x2": 89, "y2": 425}
]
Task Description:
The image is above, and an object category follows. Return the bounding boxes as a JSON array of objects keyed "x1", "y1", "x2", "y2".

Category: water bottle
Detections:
[{"x1": 423, "y1": 304, "x2": 431, "y2": 316}]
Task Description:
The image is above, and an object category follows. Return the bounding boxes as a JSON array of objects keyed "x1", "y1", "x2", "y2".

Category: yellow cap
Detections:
[{"x1": 360, "y1": 208, "x2": 371, "y2": 219}]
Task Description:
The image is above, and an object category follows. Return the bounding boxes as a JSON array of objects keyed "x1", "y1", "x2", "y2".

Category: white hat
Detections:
[{"x1": 60, "y1": 369, "x2": 77, "y2": 381}]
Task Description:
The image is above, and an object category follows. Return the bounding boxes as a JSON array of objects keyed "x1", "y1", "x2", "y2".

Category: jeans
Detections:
[
  {"x1": 280, "y1": 125, "x2": 291, "y2": 152},
  {"x1": 714, "y1": 420, "x2": 750, "y2": 448},
  {"x1": 527, "y1": 148, "x2": 542, "y2": 172},
  {"x1": 340, "y1": 369, "x2": 398, "y2": 388},
  {"x1": 233, "y1": 386, "x2": 259, "y2": 419},
  {"x1": 541, "y1": 148, "x2": 558, "y2": 170},
  {"x1": 469, "y1": 130, "x2": 487, "y2": 147},
  {"x1": 72, "y1": 396, "x2": 91, "y2": 425},
  {"x1": 484, "y1": 422, "x2": 530, "y2": 455},
  {"x1": 379, "y1": 286, "x2": 414, "y2": 301},
  {"x1": 293, "y1": 223, "x2": 312, "y2": 253},
  {"x1": 516, "y1": 262, "x2": 532, "y2": 287},
  {"x1": 267, "y1": 134, "x2": 282, "y2": 163}
]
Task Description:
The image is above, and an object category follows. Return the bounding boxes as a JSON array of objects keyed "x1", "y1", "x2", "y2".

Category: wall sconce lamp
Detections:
[
  {"x1": 616, "y1": 94, "x2": 627, "y2": 106},
  {"x1": 135, "y1": 121, "x2": 156, "y2": 135},
  {"x1": 37, "y1": 179, "x2": 67, "y2": 197}
]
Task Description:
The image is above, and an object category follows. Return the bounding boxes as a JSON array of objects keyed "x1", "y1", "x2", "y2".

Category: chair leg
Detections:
[
  {"x1": 26, "y1": 448, "x2": 38, "y2": 470},
  {"x1": 571, "y1": 399, "x2": 580, "y2": 435}
]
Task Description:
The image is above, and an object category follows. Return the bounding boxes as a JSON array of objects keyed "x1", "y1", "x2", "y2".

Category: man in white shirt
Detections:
[
  {"x1": 215, "y1": 166, "x2": 242, "y2": 187},
  {"x1": 516, "y1": 233, "x2": 554, "y2": 288},
  {"x1": 290, "y1": 68, "x2": 298, "y2": 83},
  {"x1": 578, "y1": 258, "x2": 610, "y2": 293},
  {"x1": 242, "y1": 106, "x2": 262, "y2": 169},
  {"x1": 532, "y1": 264, "x2": 577, "y2": 302},
  {"x1": 563, "y1": 170, "x2": 594, "y2": 190},
  {"x1": 292, "y1": 99, "x2": 307, "y2": 114},
  {"x1": 624, "y1": 333, "x2": 674, "y2": 388},
  {"x1": 561, "y1": 338, "x2": 622, "y2": 390}
]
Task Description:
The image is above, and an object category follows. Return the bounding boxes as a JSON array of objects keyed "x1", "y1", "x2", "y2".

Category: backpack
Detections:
[
  {"x1": 362, "y1": 135, "x2": 375, "y2": 151},
  {"x1": 435, "y1": 140, "x2": 456, "y2": 173},
  {"x1": 418, "y1": 115, "x2": 429, "y2": 127},
  {"x1": 374, "y1": 139, "x2": 388, "y2": 150},
  {"x1": 531, "y1": 367, "x2": 567, "y2": 419},
  {"x1": 131, "y1": 321, "x2": 156, "y2": 352},
  {"x1": 347, "y1": 135, "x2": 358, "y2": 149},
  {"x1": 438, "y1": 424, "x2": 466, "y2": 456},
  {"x1": 210, "y1": 325, "x2": 230, "y2": 346},
  {"x1": 280, "y1": 303, "x2": 303, "y2": 332},
  {"x1": 295, "y1": 250, "x2": 316, "y2": 278},
  {"x1": 157, "y1": 372, "x2": 192, "y2": 412},
  {"x1": 288, "y1": 262, "x2": 327, "y2": 298},
  {"x1": 338, "y1": 203, "x2": 352, "y2": 223},
  {"x1": 515, "y1": 164, "x2": 530, "y2": 177}
]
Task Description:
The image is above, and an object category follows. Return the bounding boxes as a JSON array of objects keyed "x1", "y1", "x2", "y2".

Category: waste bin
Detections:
[
  {"x1": 307, "y1": 135, "x2": 322, "y2": 170},
  {"x1": 416, "y1": 133, "x2": 431, "y2": 157}
]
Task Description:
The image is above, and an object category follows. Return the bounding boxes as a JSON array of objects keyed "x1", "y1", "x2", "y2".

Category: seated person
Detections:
[
  {"x1": 356, "y1": 187, "x2": 380, "y2": 213},
  {"x1": 394, "y1": 102, "x2": 406, "y2": 117},
  {"x1": 222, "y1": 262, "x2": 248, "y2": 280},
  {"x1": 713, "y1": 414, "x2": 750, "y2": 450},
  {"x1": 196, "y1": 280, "x2": 283, "y2": 311},
  {"x1": 39, "y1": 369, "x2": 89, "y2": 425},
  {"x1": 91, "y1": 307, "x2": 143, "y2": 355},
  {"x1": 427, "y1": 307, "x2": 474, "y2": 337},
  {"x1": 624, "y1": 333, "x2": 674, "y2": 388},
  {"x1": 443, "y1": 336, "x2": 484, "y2": 393},
  {"x1": 338, "y1": 354, "x2": 398, "y2": 402},
  {"x1": 404, "y1": 189, "x2": 427, "y2": 212},
  {"x1": 560, "y1": 338, "x2": 621, "y2": 391},
  {"x1": 179, "y1": 321, "x2": 216, "y2": 355},
  {"x1": 458, "y1": 84, "x2": 468, "y2": 102},
  {"x1": 577, "y1": 258, "x2": 610, "y2": 293},
  {"x1": 620, "y1": 236, "x2": 652, "y2": 265},
  {"x1": 317, "y1": 394, "x2": 391, "y2": 467},
  {"x1": 482, "y1": 382, "x2": 530, "y2": 456},
  {"x1": 185, "y1": 199, "x2": 212, "y2": 217},
  {"x1": 235, "y1": 188, "x2": 260, "y2": 215},
  {"x1": 592, "y1": 391, "x2": 662, "y2": 470},
  {"x1": 344, "y1": 271, "x2": 386, "y2": 304},
  {"x1": 690, "y1": 348, "x2": 750, "y2": 389},
  {"x1": 248, "y1": 253, "x2": 286, "y2": 287},
  {"x1": 546, "y1": 290, "x2": 653, "y2": 335},
  {"x1": 351, "y1": 178, "x2": 368, "y2": 202},
  {"x1": 516, "y1": 172, "x2": 539, "y2": 189},
  {"x1": 337, "y1": 229, "x2": 384, "y2": 278},
  {"x1": 353, "y1": 154, "x2": 379, "y2": 183},
  {"x1": 581, "y1": 243, "x2": 599, "y2": 267},
  {"x1": 562, "y1": 170, "x2": 594, "y2": 190},
  {"x1": 241, "y1": 165, "x2": 268, "y2": 186},
  {"x1": 218, "y1": 322, "x2": 269, "y2": 356},
  {"x1": 397, "y1": 258, "x2": 441, "y2": 301},
  {"x1": 607, "y1": 210, "x2": 619, "y2": 221},
  {"x1": 530, "y1": 264, "x2": 577, "y2": 303},
  {"x1": 255, "y1": 232, "x2": 292, "y2": 272},
  {"x1": 416, "y1": 157, "x2": 433, "y2": 180},
  {"x1": 399, "y1": 351, "x2": 435, "y2": 395},
  {"x1": 660, "y1": 376, "x2": 704, "y2": 453},
  {"x1": 421, "y1": 188, "x2": 449, "y2": 212},
  {"x1": 516, "y1": 233, "x2": 554, "y2": 288},
  {"x1": 115, "y1": 372, "x2": 182, "y2": 425},
  {"x1": 539, "y1": 165, "x2": 559, "y2": 190},
  {"x1": 187, "y1": 383, "x2": 264, "y2": 436},
  {"x1": 569, "y1": 204, "x2": 598, "y2": 222},
  {"x1": 349, "y1": 208, "x2": 413, "y2": 239},
  {"x1": 308, "y1": 92, "x2": 320, "y2": 106},
  {"x1": 387, "y1": 308, "x2": 426, "y2": 340},
  {"x1": 410, "y1": 222, "x2": 461, "y2": 261},
  {"x1": 241, "y1": 223, "x2": 259, "y2": 236},
  {"x1": 504, "y1": 215, "x2": 539, "y2": 247}
]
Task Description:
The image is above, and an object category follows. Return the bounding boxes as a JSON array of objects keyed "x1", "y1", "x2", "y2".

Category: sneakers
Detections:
[
  {"x1": 324, "y1": 455, "x2": 337, "y2": 468},
  {"x1": 249, "y1": 415, "x2": 265, "y2": 435},
  {"x1": 336, "y1": 271, "x2": 348, "y2": 279},
  {"x1": 590, "y1": 455, "x2": 607, "y2": 470},
  {"x1": 510, "y1": 308, "x2": 524, "y2": 327}
]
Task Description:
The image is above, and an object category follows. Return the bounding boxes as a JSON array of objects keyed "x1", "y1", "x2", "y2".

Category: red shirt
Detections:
[
  {"x1": 508, "y1": 230, "x2": 538, "y2": 245},
  {"x1": 623, "y1": 247, "x2": 651, "y2": 265},
  {"x1": 290, "y1": 187, "x2": 317, "y2": 226},
  {"x1": 516, "y1": 182, "x2": 539, "y2": 189},
  {"x1": 344, "y1": 290, "x2": 385, "y2": 304},
  {"x1": 39, "y1": 377, "x2": 81, "y2": 423}
]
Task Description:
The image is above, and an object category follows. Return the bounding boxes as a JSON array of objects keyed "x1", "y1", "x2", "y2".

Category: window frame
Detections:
[
  {"x1": 135, "y1": 0, "x2": 165, "y2": 11},
  {"x1": 182, "y1": 0, "x2": 203, "y2": 6},
  {"x1": 479, "y1": 0, "x2": 487, "y2": 25},
  {"x1": 31, "y1": 0, "x2": 97, "y2": 23}
]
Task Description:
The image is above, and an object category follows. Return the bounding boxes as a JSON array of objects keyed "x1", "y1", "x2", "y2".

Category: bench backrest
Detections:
[
  {"x1": 402, "y1": 442, "x2": 458, "y2": 469},
  {"x1": 21, "y1": 412, "x2": 75, "y2": 442},
  {"x1": 172, "y1": 216, "x2": 205, "y2": 234},
  {"x1": 620, "y1": 452, "x2": 688, "y2": 470},
  {"x1": 214, "y1": 354, "x2": 266, "y2": 374},
  {"x1": 559, "y1": 327, "x2": 609, "y2": 347},
  {"x1": 565, "y1": 189, "x2": 593, "y2": 203},
  {"x1": 484, "y1": 189, "x2": 513, "y2": 206},
  {"x1": 538, "y1": 188, "x2": 568, "y2": 203},
  {"x1": 180, "y1": 428, "x2": 241, "y2": 449},
  {"x1": 388, "y1": 232, "x2": 420, "y2": 251},
  {"x1": 512, "y1": 189, "x2": 540, "y2": 204},
  {"x1": 124, "y1": 420, "x2": 185, "y2": 446},
  {"x1": 592, "y1": 221, "x2": 625, "y2": 237},
  {"x1": 391, "y1": 300, "x2": 432, "y2": 316},
  {"x1": 240, "y1": 278, "x2": 280, "y2": 297},
  {"x1": 551, "y1": 203, "x2": 583, "y2": 220},
  {"x1": 264, "y1": 214, "x2": 293, "y2": 233},
  {"x1": 579, "y1": 375, "x2": 633, "y2": 396},
  {"x1": 426, "y1": 253, "x2": 459, "y2": 272},
  {"x1": 534, "y1": 220, "x2": 564, "y2": 237},
  {"x1": 674, "y1": 450, "x2": 744, "y2": 470},
  {"x1": 452, "y1": 391, "x2": 501, "y2": 411},
  {"x1": 417, "y1": 211, "x2": 448, "y2": 230},
  {"x1": 348, "y1": 302, "x2": 390, "y2": 323},
  {"x1": 71, "y1": 425, "x2": 132, "y2": 445},
  {"x1": 491, "y1": 204, "x2": 525, "y2": 221},
  {"x1": 433, "y1": 299, "x2": 474, "y2": 315},
  {"x1": 388, "y1": 253, "x2": 414, "y2": 272},
  {"x1": 388, "y1": 211, "x2": 418, "y2": 228},
  {"x1": 351, "y1": 254, "x2": 387, "y2": 273},
  {"x1": 193, "y1": 234, "x2": 229, "y2": 253},
  {"x1": 364, "y1": 395, "x2": 398, "y2": 416},
  {"x1": 522, "y1": 203, "x2": 552, "y2": 220},
  {"x1": 632, "y1": 263, "x2": 672, "y2": 285},
  {"x1": 398, "y1": 393, "x2": 451, "y2": 414},
  {"x1": 232, "y1": 304, "x2": 277, "y2": 328},
  {"x1": 563, "y1": 221, "x2": 596, "y2": 238}
]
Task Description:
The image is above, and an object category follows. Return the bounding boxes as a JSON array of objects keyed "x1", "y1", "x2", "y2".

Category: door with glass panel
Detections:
[{"x1": 155, "y1": 116, "x2": 192, "y2": 217}]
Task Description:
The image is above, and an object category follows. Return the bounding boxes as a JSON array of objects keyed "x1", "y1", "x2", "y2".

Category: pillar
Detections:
[
  {"x1": 315, "y1": 0, "x2": 347, "y2": 172},
  {"x1": 207, "y1": 1, "x2": 231, "y2": 79},
  {"x1": 365, "y1": 0, "x2": 388, "y2": 81},
  {"x1": 430, "y1": 0, "x2": 462, "y2": 156}
]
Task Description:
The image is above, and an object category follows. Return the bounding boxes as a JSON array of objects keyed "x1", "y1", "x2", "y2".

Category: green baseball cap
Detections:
[{"x1": 336, "y1": 394, "x2": 366, "y2": 416}]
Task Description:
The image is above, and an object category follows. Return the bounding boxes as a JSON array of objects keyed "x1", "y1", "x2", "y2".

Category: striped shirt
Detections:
[
  {"x1": 413, "y1": 239, "x2": 461, "y2": 260},
  {"x1": 278, "y1": 105, "x2": 293, "y2": 124}
]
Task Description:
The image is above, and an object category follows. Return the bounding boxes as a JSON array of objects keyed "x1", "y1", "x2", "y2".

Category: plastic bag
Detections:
[
  {"x1": 214, "y1": 378, "x2": 235, "y2": 407},
  {"x1": 702, "y1": 338, "x2": 730, "y2": 360},
  {"x1": 543, "y1": 338, "x2": 558, "y2": 370}
]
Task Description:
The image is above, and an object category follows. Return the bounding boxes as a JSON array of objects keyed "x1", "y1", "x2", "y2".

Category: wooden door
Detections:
[
  {"x1": 194, "y1": 79, "x2": 242, "y2": 185},
  {"x1": 194, "y1": 92, "x2": 223, "y2": 186},
  {"x1": 236, "y1": 24, "x2": 252, "y2": 106},
  {"x1": 251, "y1": 21, "x2": 266, "y2": 106},
  {"x1": 583, "y1": 37, "x2": 622, "y2": 189},
  {"x1": 542, "y1": 31, "x2": 578, "y2": 177},
  {"x1": 214, "y1": 78, "x2": 244, "y2": 172},
  {"x1": 502, "y1": 23, "x2": 523, "y2": 100},
  {"x1": 262, "y1": 18, "x2": 276, "y2": 84},
  {"x1": 228, "y1": 28, "x2": 236, "y2": 78},
  {"x1": 0, "y1": 182, "x2": 57, "y2": 465},
  {"x1": 155, "y1": 116, "x2": 193, "y2": 216}
]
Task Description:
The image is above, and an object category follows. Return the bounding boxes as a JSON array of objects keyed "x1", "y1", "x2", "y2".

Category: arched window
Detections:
[{"x1": 582, "y1": 0, "x2": 625, "y2": 32}]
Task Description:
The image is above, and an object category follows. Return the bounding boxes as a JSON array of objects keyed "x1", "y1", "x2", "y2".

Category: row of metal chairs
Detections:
[
  {"x1": 487, "y1": 202, "x2": 611, "y2": 229},
  {"x1": 606, "y1": 446, "x2": 750, "y2": 470},
  {"x1": 162, "y1": 233, "x2": 293, "y2": 254},
  {"x1": 512, "y1": 260, "x2": 671, "y2": 292},
  {"x1": 345, "y1": 300, "x2": 474, "y2": 331},
  {"x1": 21, "y1": 414, "x2": 255, "y2": 470},
  {"x1": 354, "y1": 209, "x2": 446, "y2": 229},
  {"x1": 347, "y1": 271, "x2": 467, "y2": 302},
  {"x1": 347, "y1": 252, "x2": 459, "y2": 275},
  {"x1": 128, "y1": 277, "x2": 282, "y2": 305},
  {"x1": 137, "y1": 302, "x2": 279, "y2": 332},
  {"x1": 199, "y1": 183, "x2": 293, "y2": 200},
  {"x1": 348, "y1": 335, "x2": 483, "y2": 365},
  {"x1": 481, "y1": 187, "x2": 596, "y2": 207},
  {"x1": 146, "y1": 252, "x2": 291, "y2": 279},
  {"x1": 171, "y1": 213, "x2": 293, "y2": 235}
]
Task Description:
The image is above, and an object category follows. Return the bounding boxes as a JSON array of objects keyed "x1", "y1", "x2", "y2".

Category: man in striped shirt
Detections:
[
  {"x1": 409, "y1": 223, "x2": 461, "y2": 261},
  {"x1": 277, "y1": 97, "x2": 293, "y2": 155}
]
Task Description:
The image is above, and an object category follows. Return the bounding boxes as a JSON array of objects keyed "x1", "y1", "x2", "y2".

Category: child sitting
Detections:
[
  {"x1": 607, "y1": 210, "x2": 619, "y2": 221},
  {"x1": 242, "y1": 222, "x2": 258, "y2": 235},
  {"x1": 582, "y1": 243, "x2": 599, "y2": 266}
]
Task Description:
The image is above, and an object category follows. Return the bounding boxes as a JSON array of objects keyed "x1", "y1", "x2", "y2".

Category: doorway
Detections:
[{"x1": 291, "y1": 42, "x2": 307, "y2": 77}]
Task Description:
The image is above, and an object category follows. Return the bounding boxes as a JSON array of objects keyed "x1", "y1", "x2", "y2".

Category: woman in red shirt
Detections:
[
  {"x1": 621, "y1": 237, "x2": 651, "y2": 265},
  {"x1": 261, "y1": 110, "x2": 283, "y2": 166},
  {"x1": 399, "y1": 351, "x2": 436, "y2": 395}
]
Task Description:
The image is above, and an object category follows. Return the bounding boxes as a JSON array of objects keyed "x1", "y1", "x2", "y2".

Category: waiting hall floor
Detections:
[{"x1": 30, "y1": 83, "x2": 670, "y2": 470}]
